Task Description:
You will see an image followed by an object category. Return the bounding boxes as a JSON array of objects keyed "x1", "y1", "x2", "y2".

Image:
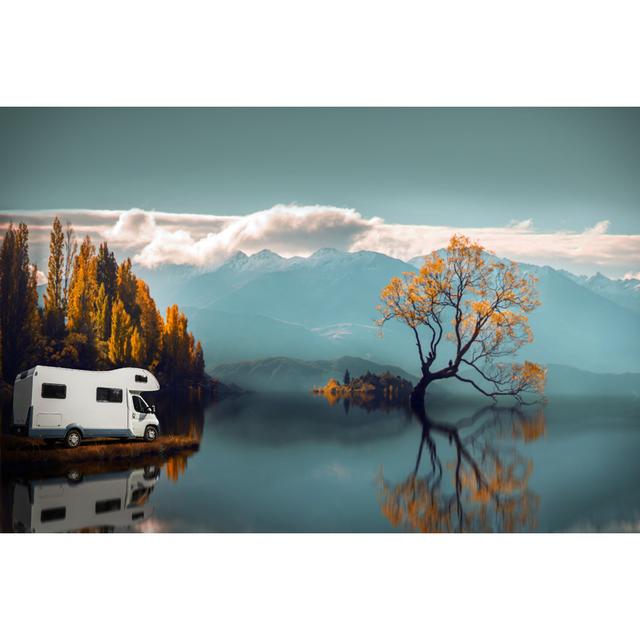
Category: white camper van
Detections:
[{"x1": 12, "y1": 365, "x2": 161, "y2": 447}]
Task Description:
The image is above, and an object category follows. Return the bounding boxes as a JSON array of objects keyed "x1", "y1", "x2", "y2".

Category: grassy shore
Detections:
[{"x1": 0, "y1": 433, "x2": 200, "y2": 471}]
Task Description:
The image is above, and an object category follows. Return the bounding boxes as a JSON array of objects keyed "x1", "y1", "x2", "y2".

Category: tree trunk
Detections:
[{"x1": 410, "y1": 374, "x2": 432, "y2": 413}]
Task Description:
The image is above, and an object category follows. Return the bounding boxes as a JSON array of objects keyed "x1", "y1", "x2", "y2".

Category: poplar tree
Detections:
[
  {"x1": 161, "y1": 304, "x2": 192, "y2": 381},
  {"x1": 96, "y1": 242, "x2": 118, "y2": 339},
  {"x1": 108, "y1": 299, "x2": 133, "y2": 365},
  {"x1": 136, "y1": 279, "x2": 163, "y2": 368},
  {"x1": 116, "y1": 258, "x2": 140, "y2": 323},
  {"x1": 0, "y1": 223, "x2": 41, "y2": 380},
  {"x1": 96, "y1": 242, "x2": 118, "y2": 299},
  {"x1": 193, "y1": 340, "x2": 205, "y2": 379},
  {"x1": 67, "y1": 235, "x2": 98, "y2": 338},
  {"x1": 62, "y1": 221, "x2": 77, "y2": 315},
  {"x1": 43, "y1": 216, "x2": 65, "y2": 337},
  {"x1": 130, "y1": 327, "x2": 143, "y2": 366},
  {"x1": 94, "y1": 283, "x2": 111, "y2": 342}
]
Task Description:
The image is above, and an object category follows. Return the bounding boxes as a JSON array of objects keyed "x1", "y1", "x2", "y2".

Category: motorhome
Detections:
[
  {"x1": 10, "y1": 466, "x2": 159, "y2": 533},
  {"x1": 12, "y1": 365, "x2": 161, "y2": 447}
]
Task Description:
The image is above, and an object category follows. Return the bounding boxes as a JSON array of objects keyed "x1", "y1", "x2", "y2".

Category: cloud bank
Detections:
[{"x1": 1, "y1": 205, "x2": 639, "y2": 277}]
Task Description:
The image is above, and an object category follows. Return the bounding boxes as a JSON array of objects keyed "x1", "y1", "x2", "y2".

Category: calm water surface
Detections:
[{"x1": 2, "y1": 393, "x2": 639, "y2": 532}]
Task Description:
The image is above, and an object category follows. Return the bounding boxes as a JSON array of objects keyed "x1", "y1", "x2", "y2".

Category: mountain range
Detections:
[
  {"x1": 134, "y1": 247, "x2": 640, "y2": 377},
  {"x1": 211, "y1": 355, "x2": 419, "y2": 393}
]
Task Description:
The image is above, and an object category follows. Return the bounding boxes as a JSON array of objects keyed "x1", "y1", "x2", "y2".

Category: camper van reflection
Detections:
[
  {"x1": 12, "y1": 366, "x2": 161, "y2": 448},
  {"x1": 11, "y1": 467, "x2": 160, "y2": 533}
]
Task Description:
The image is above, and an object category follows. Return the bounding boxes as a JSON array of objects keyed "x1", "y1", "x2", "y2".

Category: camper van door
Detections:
[{"x1": 129, "y1": 392, "x2": 146, "y2": 437}]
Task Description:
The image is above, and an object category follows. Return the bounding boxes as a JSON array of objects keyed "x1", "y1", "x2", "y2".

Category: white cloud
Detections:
[
  {"x1": 623, "y1": 271, "x2": 640, "y2": 281},
  {"x1": 103, "y1": 208, "x2": 157, "y2": 246},
  {"x1": 2, "y1": 206, "x2": 639, "y2": 276},
  {"x1": 133, "y1": 204, "x2": 378, "y2": 268},
  {"x1": 583, "y1": 219, "x2": 611, "y2": 235},
  {"x1": 508, "y1": 218, "x2": 533, "y2": 230}
]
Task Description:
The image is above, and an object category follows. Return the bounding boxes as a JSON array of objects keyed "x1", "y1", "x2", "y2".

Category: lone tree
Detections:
[
  {"x1": 343, "y1": 369, "x2": 351, "y2": 385},
  {"x1": 377, "y1": 235, "x2": 546, "y2": 410}
]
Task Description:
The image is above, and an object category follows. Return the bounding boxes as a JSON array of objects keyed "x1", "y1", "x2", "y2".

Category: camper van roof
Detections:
[{"x1": 26, "y1": 365, "x2": 160, "y2": 391}]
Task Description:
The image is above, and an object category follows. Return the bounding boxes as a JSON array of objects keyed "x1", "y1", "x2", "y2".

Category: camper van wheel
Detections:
[
  {"x1": 144, "y1": 426, "x2": 158, "y2": 442},
  {"x1": 65, "y1": 429, "x2": 82, "y2": 449},
  {"x1": 66, "y1": 470, "x2": 83, "y2": 483}
]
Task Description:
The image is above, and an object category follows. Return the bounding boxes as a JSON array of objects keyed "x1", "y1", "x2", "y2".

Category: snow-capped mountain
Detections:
[
  {"x1": 223, "y1": 249, "x2": 292, "y2": 272},
  {"x1": 570, "y1": 272, "x2": 640, "y2": 315},
  {"x1": 134, "y1": 247, "x2": 640, "y2": 375},
  {"x1": 411, "y1": 252, "x2": 640, "y2": 317}
]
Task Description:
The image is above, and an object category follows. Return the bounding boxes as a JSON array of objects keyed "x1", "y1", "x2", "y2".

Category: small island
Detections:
[{"x1": 313, "y1": 371, "x2": 413, "y2": 408}]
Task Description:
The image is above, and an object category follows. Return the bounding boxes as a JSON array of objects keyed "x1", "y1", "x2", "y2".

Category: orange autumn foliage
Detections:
[{"x1": 378, "y1": 234, "x2": 546, "y2": 403}]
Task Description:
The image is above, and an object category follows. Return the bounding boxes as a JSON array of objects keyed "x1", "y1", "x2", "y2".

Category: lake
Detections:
[{"x1": 2, "y1": 392, "x2": 640, "y2": 533}]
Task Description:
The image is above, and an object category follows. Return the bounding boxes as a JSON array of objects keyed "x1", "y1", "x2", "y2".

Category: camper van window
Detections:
[
  {"x1": 41, "y1": 507, "x2": 66, "y2": 523},
  {"x1": 95, "y1": 498, "x2": 122, "y2": 514},
  {"x1": 96, "y1": 387, "x2": 123, "y2": 403},
  {"x1": 41, "y1": 383, "x2": 67, "y2": 399},
  {"x1": 129, "y1": 487, "x2": 152, "y2": 506},
  {"x1": 135, "y1": 374, "x2": 148, "y2": 383}
]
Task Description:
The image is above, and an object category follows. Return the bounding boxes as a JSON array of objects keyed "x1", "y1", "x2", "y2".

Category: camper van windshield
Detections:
[{"x1": 132, "y1": 395, "x2": 149, "y2": 413}]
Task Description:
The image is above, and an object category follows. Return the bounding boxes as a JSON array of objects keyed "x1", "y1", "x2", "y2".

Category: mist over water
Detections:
[{"x1": 2, "y1": 393, "x2": 640, "y2": 533}]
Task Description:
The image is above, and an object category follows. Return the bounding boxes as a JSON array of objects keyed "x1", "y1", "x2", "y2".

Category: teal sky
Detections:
[{"x1": 1, "y1": 108, "x2": 639, "y2": 233}]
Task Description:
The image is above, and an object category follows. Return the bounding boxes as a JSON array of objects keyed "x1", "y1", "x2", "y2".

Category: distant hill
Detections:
[
  {"x1": 135, "y1": 248, "x2": 640, "y2": 375},
  {"x1": 429, "y1": 363, "x2": 640, "y2": 399},
  {"x1": 544, "y1": 364, "x2": 640, "y2": 397},
  {"x1": 211, "y1": 356, "x2": 418, "y2": 393}
]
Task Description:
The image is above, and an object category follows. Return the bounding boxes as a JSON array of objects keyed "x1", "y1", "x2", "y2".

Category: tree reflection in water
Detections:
[
  {"x1": 153, "y1": 394, "x2": 206, "y2": 483},
  {"x1": 164, "y1": 454, "x2": 191, "y2": 482},
  {"x1": 378, "y1": 405, "x2": 546, "y2": 533}
]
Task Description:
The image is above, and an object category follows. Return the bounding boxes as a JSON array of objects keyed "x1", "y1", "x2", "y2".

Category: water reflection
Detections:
[
  {"x1": 148, "y1": 393, "x2": 206, "y2": 440},
  {"x1": 319, "y1": 391, "x2": 413, "y2": 415},
  {"x1": 7, "y1": 465, "x2": 159, "y2": 533},
  {"x1": 377, "y1": 405, "x2": 546, "y2": 533},
  {"x1": 1, "y1": 451, "x2": 200, "y2": 533},
  {"x1": 3, "y1": 389, "x2": 640, "y2": 533}
]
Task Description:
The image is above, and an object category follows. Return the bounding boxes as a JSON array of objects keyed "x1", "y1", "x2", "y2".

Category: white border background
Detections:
[
  {"x1": 2, "y1": 1, "x2": 640, "y2": 638},
  {"x1": 2, "y1": 0, "x2": 640, "y2": 106}
]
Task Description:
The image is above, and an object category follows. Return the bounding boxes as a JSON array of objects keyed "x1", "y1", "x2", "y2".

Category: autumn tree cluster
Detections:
[{"x1": 0, "y1": 218, "x2": 205, "y2": 387}]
